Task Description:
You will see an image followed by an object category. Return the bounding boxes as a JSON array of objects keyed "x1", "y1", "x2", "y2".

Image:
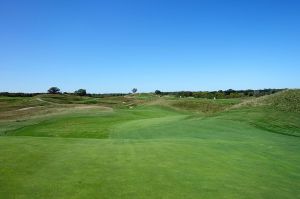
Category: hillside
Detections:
[{"x1": 220, "y1": 90, "x2": 300, "y2": 137}]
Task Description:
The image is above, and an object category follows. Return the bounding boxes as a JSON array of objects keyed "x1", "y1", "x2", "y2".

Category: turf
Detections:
[{"x1": 0, "y1": 91, "x2": 299, "y2": 198}]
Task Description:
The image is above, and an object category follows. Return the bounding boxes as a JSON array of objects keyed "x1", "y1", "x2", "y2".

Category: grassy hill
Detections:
[{"x1": 0, "y1": 90, "x2": 299, "y2": 198}]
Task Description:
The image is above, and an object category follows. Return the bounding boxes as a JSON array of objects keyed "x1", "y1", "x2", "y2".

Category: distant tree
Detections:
[
  {"x1": 132, "y1": 88, "x2": 138, "y2": 94},
  {"x1": 75, "y1": 89, "x2": 87, "y2": 96},
  {"x1": 155, "y1": 90, "x2": 162, "y2": 95},
  {"x1": 224, "y1": 89, "x2": 235, "y2": 96},
  {"x1": 48, "y1": 87, "x2": 60, "y2": 94}
]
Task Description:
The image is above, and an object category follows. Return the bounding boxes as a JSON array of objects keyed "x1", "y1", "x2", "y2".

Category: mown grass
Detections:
[
  {"x1": 8, "y1": 106, "x2": 179, "y2": 139},
  {"x1": 1, "y1": 135, "x2": 299, "y2": 199},
  {"x1": 0, "y1": 90, "x2": 299, "y2": 198}
]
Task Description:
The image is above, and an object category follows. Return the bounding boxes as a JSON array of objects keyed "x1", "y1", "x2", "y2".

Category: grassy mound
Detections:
[
  {"x1": 265, "y1": 89, "x2": 300, "y2": 112},
  {"x1": 219, "y1": 90, "x2": 300, "y2": 137}
]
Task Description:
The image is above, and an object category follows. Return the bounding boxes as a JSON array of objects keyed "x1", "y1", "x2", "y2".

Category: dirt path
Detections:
[
  {"x1": 16, "y1": 107, "x2": 37, "y2": 111},
  {"x1": 36, "y1": 97, "x2": 58, "y2": 105}
]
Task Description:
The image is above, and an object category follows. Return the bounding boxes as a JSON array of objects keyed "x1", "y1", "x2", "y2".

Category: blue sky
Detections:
[{"x1": 1, "y1": 0, "x2": 299, "y2": 93}]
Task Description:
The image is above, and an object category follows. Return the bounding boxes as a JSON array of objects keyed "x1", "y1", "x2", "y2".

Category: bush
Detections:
[
  {"x1": 155, "y1": 90, "x2": 162, "y2": 95},
  {"x1": 75, "y1": 89, "x2": 87, "y2": 96}
]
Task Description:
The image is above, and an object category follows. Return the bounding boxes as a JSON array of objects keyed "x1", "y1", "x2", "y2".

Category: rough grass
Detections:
[
  {"x1": 169, "y1": 98, "x2": 241, "y2": 113},
  {"x1": 230, "y1": 89, "x2": 300, "y2": 112},
  {"x1": 265, "y1": 89, "x2": 300, "y2": 112},
  {"x1": 0, "y1": 96, "x2": 46, "y2": 112}
]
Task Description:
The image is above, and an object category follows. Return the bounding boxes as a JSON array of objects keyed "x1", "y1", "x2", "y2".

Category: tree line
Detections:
[
  {"x1": 154, "y1": 88, "x2": 285, "y2": 99},
  {"x1": 47, "y1": 87, "x2": 127, "y2": 97},
  {"x1": 0, "y1": 87, "x2": 285, "y2": 99},
  {"x1": 0, "y1": 87, "x2": 128, "y2": 98}
]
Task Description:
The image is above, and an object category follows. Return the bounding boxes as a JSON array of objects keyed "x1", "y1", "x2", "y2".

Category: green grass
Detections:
[
  {"x1": 169, "y1": 98, "x2": 241, "y2": 113},
  {"x1": 1, "y1": 136, "x2": 299, "y2": 199},
  {"x1": 217, "y1": 107, "x2": 300, "y2": 137},
  {"x1": 0, "y1": 91, "x2": 300, "y2": 198},
  {"x1": 0, "y1": 96, "x2": 46, "y2": 112},
  {"x1": 8, "y1": 106, "x2": 179, "y2": 138}
]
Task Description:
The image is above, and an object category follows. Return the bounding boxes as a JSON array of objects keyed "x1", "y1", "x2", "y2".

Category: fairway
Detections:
[{"x1": 0, "y1": 91, "x2": 300, "y2": 198}]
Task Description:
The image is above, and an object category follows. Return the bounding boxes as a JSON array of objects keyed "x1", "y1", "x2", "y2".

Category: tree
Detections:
[
  {"x1": 155, "y1": 90, "x2": 162, "y2": 95},
  {"x1": 74, "y1": 89, "x2": 87, "y2": 96},
  {"x1": 132, "y1": 88, "x2": 138, "y2": 94},
  {"x1": 48, "y1": 87, "x2": 60, "y2": 94}
]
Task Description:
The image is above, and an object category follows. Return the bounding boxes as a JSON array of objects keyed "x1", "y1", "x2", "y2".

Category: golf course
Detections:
[
  {"x1": 0, "y1": 89, "x2": 299, "y2": 198},
  {"x1": 2, "y1": 0, "x2": 300, "y2": 198}
]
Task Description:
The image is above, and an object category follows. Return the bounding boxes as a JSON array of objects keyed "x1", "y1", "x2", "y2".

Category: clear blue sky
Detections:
[{"x1": 1, "y1": 0, "x2": 299, "y2": 93}]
